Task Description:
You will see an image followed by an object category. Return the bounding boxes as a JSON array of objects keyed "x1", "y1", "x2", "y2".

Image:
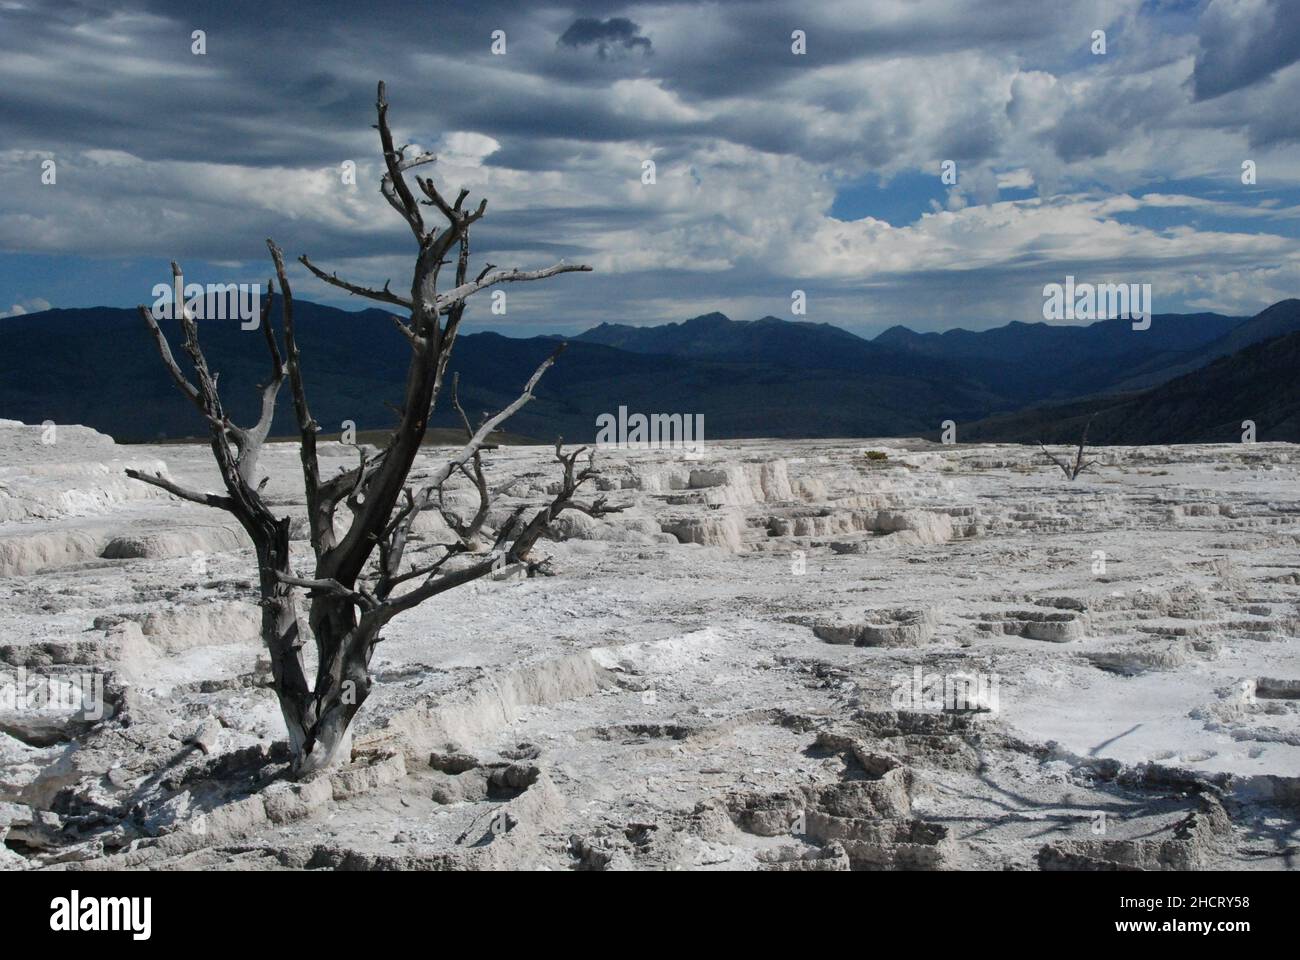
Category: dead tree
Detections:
[
  {"x1": 1039, "y1": 415, "x2": 1099, "y2": 481},
  {"x1": 127, "y1": 82, "x2": 614, "y2": 775}
]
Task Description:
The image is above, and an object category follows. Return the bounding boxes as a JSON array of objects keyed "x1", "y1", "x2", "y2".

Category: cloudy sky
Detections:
[{"x1": 3, "y1": 0, "x2": 1300, "y2": 336}]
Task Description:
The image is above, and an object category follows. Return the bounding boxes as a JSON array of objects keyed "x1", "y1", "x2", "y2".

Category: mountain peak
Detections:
[
  {"x1": 681, "y1": 311, "x2": 732, "y2": 327},
  {"x1": 1252, "y1": 298, "x2": 1300, "y2": 320},
  {"x1": 875, "y1": 324, "x2": 923, "y2": 342},
  {"x1": 573, "y1": 309, "x2": 880, "y2": 369}
]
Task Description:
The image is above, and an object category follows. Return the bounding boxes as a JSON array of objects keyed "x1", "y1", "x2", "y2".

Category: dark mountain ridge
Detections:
[
  {"x1": 963, "y1": 323, "x2": 1300, "y2": 445},
  {"x1": 3, "y1": 298, "x2": 1297, "y2": 444}
]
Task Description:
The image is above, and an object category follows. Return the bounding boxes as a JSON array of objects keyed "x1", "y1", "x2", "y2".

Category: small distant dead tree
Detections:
[
  {"x1": 127, "y1": 83, "x2": 618, "y2": 774},
  {"x1": 1039, "y1": 415, "x2": 1100, "y2": 481}
]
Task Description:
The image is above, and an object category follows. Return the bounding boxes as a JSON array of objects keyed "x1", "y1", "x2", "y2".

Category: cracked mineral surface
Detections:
[{"x1": 1, "y1": 420, "x2": 1297, "y2": 870}]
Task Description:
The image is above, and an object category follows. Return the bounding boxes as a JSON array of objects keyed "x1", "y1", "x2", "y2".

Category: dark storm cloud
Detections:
[
  {"x1": 1192, "y1": 0, "x2": 1300, "y2": 100},
  {"x1": 0, "y1": 0, "x2": 1185, "y2": 170},
  {"x1": 1048, "y1": 116, "x2": 1113, "y2": 164},
  {"x1": 558, "y1": 17, "x2": 652, "y2": 58},
  {"x1": 8, "y1": 0, "x2": 1298, "y2": 173},
  {"x1": 935, "y1": 115, "x2": 1002, "y2": 165}
]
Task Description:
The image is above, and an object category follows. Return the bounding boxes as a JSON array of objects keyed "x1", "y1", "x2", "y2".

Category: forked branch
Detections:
[{"x1": 1040, "y1": 415, "x2": 1100, "y2": 481}]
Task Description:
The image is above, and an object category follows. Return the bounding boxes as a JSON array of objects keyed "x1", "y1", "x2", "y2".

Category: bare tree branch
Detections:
[
  {"x1": 436, "y1": 262, "x2": 593, "y2": 313},
  {"x1": 441, "y1": 372, "x2": 491, "y2": 545},
  {"x1": 1038, "y1": 442, "x2": 1073, "y2": 479},
  {"x1": 374, "y1": 441, "x2": 620, "y2": 622},
  {"x1": 125, "y1": 469, "x2": 234, "y2": 511},
  {"x1": 136, "y1": 305, "x2": 205, "y2": 413},
  {"x1": 390, "y1": 314, "x2": 417, "y2": 344},
  {"x1": 238, "y1": 281, "x2": 286, "y2": 484},
  {"x1": 427, "y1": 342, "x2": 566, "y2": 493},
  {"x1": 267, "y1": 239, "x2": 327, "y2": 551},
  {"x1": 298, "y1": 255, "x2": 413, "y2": 309},
  {"x1": 277, "y1": 572, "x2": 378, "y2": 612},
  {"x1": 374, "y1": 80, "x2": 425, "y2": 240}
]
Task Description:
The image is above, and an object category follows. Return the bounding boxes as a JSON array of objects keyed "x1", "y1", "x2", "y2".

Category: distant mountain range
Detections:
[
  {"x1": 874, "y1": 311, "x2": 1245, "y2": 402},
  {"x1": 963, "y1": 312, "x2": 1300, "y2": 445},
  {"x1": 2, "y1": 297, "x2": 1297, "y2": 444}
]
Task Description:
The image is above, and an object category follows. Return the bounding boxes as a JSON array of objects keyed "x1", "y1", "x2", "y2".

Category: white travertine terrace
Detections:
[{"x1": 0, "y1": 422, "x2": 1297, "y2": 870}]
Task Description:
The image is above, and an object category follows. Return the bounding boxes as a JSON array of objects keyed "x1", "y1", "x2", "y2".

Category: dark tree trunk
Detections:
[{"x1": 253, "y1": 519, "x2": 314, "y2": 763}]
